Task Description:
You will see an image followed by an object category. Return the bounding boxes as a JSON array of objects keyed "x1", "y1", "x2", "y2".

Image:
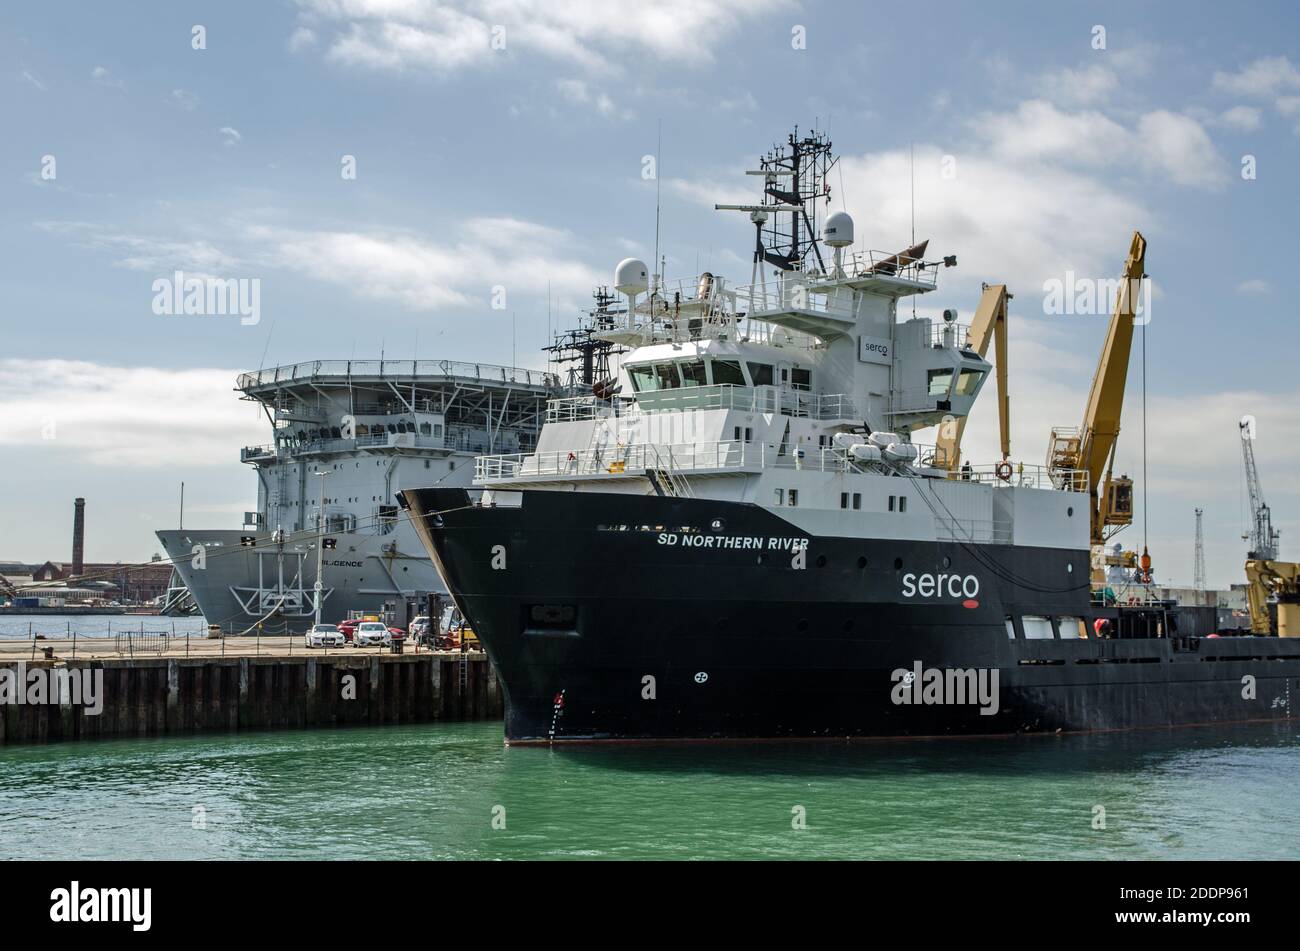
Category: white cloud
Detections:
[
  {"x1": 1135, "y1": 110, "x2": 1225, "y2": 188},
  {"x1": 288, "y1": 26, "x2": 317, "y2": 52},
  {"x1": 19, "y1": 68, "x2": 46, "y2": 91},
  {"x1": 293, "y1": 0, "x2": 784, "y2": 75},
  {"x1": 250, "y1": 217, "x2": 601, "y2": 310},
  {"x1": 169, "y1": 88, "x2": 198, "y2": 110},
  {"x1": 1035, "y1": 62, "x2": 1120, "y2": 106},
  {"x1": 1236, "y1": 279, "x2": 1271, "y2": 295},
  {"x1": 834, "y1": 146, "x2": 1149, "y2": 304},
  {"x1": 1217, "y1": 105, "x2": 1262, "y2": 130},
  {"x1": 36, "y1": 221, "x2": 243, "y2": 274},
  {"x1": 973, "y1": 100, "x2": 1225, "y2": 189},
  {"x1": 91, "y1": 66, "x2": 126, "y2": 90},
  {"x1": 219, "y1": 126, "x2": 242, "y2": 146},
  {"x1": 1212, "y1": 55, "x2": 1300, "y2": 98},
  {"x1": 554, "y1": 78, "x2": 625, "y2": 118},
  {"x1": 0, "y1": 360, "x2": 262, "y2": 468}
]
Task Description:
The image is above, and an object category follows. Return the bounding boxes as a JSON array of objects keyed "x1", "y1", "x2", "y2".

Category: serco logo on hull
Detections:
[{"x1": 900, "y1": 572, "x2": 980, "y2": 602}]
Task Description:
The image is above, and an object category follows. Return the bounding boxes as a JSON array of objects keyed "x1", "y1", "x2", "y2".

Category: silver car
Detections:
[{"x1": 304, "y1": 623, "x2": 345, "y2": 648}]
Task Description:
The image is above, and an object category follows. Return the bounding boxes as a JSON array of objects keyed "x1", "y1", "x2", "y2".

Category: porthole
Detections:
[
  {"x1": 857, "y1": 556, "x2": 868, "y2": 570},
  {"x1": 894, "y1": 557, "x2": 903, "y2": 571},
  {"x1": 816, "y1": 555, "x2": 828, "y2": 568},
  {"x1": 1067, "y1": 506, "x2": 1074, "y2": 517},
  {"x1": 1067, "y1": 563, "x2": 1074, "y2": 573},
  {"x1": 842, "y1": 618, "x2": 855, "y2": 633},
  {"x1": 796, "y1": 618, "x2": 810, "y2": 633},
  {"x1": 711, "y1": 518, "x2": 726, "y2": 532},
  {"x1": 715, "y1": 617, "x2": 730, "y2": 632},
  {"x1": 941, "y1": 556, "x2": 951, "y2": 569},
  {"x1": 757, "y1": 553, "x2": 766, "y2": 566}
]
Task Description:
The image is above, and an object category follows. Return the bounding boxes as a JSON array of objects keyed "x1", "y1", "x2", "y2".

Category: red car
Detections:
[{"x1": 338, "y1": 619, "x2": 360, "y2": 642}]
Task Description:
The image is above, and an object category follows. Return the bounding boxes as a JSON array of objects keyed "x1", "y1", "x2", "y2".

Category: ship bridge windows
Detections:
[
  {"x1": 711, "y1": 359, "x2": 745, "y2": 387},
  {"x1": 790, "y1": 367, "x2": 811, "y2": 391},
  {"x1": 629, "y1": 363, "x2": 668, "y2": 392},
  {"x1": 680, "y1": 360, "x2": 708, "y2": 387},
  {"x1": 747, "y1": 362, "x2": 775, "y2": 386},
  {"x1": 927, "y1": 368, "x2": 954, "y2": 397},
  {"x1": 955, "y1": 368, "x2": 984, "y2": 396}
]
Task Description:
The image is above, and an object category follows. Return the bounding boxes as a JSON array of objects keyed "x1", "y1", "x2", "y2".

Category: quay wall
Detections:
[{"x1": 0, "y1": 652, "x2": 503, "y2": 745}]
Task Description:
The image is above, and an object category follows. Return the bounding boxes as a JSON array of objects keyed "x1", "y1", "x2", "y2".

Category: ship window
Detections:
[
  {"x1": 680, "y1": 361, "x2": 708, "y2": 387},
  {"x1": 899, "y1": 496, "x2": 908, "y2": 513},
  {"x1": 888, "y1": 495, "x2": 896, "y2": 512},
  {"x1": 788, "y1": 489, "x2": 798, "y2": 507},
  {"x1": 1059, "y1": 616, "x2": 1085, "y2": 639},
  {"x1": 1005, "y1": 616, "x2": 1016, "y2": 640},
  {"x1": 1023, "y1": 615, "x2": 1054, "y2": 640},
  {"x1": 628, "y1": 364, "x2": 658, "y2": 392},
  {"x1": 840, "y1": 492, "x2": 849, "y2": 509},
  {"x1": 853, "y1": 493, "x2": 861, "y2": 510},
  {"x1": 710, "y1": 360, "x2": 745, "y2": 386},
  {"x1": 790, "y1": 368, "x2": 811, "y2": 390},
  {"x1": 955, "y1": 369, "x2": 984, "y2": 396},
  {"x1": 420, "y1": 422, "x2": 432, "y2": 435},
  {"x1": 927, "y1": 369, "x2": 954, "y2": 396},
  {"x1": 654, "y1": 363, "x2": 679, "y2": 390},
  {"x1": 747, "y1": 362, "x2": 774, "y2": 386},
  {"x1": 774, "y1": 488, "x2": 784, "y2": 506}
]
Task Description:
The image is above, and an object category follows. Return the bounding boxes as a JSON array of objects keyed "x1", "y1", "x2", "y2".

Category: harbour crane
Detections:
[
  {"x1": 1238, "y1": 416, "x2": 1297, "y2": 635},
  {"x1": 1239, "y1": 417, "x2": 1279, "y2": 560},
  {"x1": 1046, "y1": 231, "x2": 1147, "y2": 582},
  {"x1": 936, "y1": 283, "x2": 1010, "y2": 471}
]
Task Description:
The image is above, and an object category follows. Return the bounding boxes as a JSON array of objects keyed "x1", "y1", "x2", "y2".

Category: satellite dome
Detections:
[
  {"x1": 614, "y1": 258, "x2": 649, "y2": 295},
  {"x1": 823, "y1": 211, "x2": 854, "y2": 248}
]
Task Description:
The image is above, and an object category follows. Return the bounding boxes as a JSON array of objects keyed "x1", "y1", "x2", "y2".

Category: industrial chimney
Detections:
[{"x1": 72, "y1": 498, "x2": 85, "y2": 578}]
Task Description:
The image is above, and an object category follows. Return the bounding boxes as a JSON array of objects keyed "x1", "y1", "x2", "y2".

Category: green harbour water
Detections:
[{"x1": 2, "y1": 721, "x2": 1298, "y2": 860}]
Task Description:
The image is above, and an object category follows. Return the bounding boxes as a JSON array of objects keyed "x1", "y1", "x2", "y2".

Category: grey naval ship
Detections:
[
  {"x1": 157, "y1": 359, "x2": 554, "y2": 634},
  {"x1": 401, "y1": 128, "x2": 1300, "y2": 743}
]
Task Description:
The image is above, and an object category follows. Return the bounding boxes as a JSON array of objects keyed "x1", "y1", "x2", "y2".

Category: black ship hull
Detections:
[{"x1": 402, "y1": 487, "x2": 1300, "y2": 743}]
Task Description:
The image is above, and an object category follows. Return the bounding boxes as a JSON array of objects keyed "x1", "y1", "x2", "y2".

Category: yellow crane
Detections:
[
  {"x1": 936, "y1": 283, "x2": 1011, "y2": 471},
  {"x1": 1245, "y1": 560, "x2": 1300, "y2": 636},
  {"x1": 1046, "y1": 231, "x2": 1147, "y2": 582}
]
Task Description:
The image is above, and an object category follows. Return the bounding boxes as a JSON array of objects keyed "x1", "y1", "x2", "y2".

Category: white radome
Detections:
[
  {"x1": 823, "y1": 210, "x2": 854, "y2": 248},
  {"x1": 614, "y1": 258, "x2": 649, "y2": 295}
]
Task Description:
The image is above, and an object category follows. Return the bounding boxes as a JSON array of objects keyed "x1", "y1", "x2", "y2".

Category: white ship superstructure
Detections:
[{"x1": 158, "y1": 359, "x2": 555, "y2": 633}]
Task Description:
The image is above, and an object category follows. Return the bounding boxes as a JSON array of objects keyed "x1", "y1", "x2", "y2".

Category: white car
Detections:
[
  {"x1": 353, "y1": 621, "x2": 391, "y2": 647},
  {"x1": 304, "y1": 623, "x2": 345, "y2": 648}
]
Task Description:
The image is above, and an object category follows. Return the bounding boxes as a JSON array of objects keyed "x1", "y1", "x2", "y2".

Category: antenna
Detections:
[
  {"x1": 1193, "y1": 508, "x2": 1206, "y2": 590},
  {"x1": 653, "y1": 119, "x2": 662, "y2": 293}
]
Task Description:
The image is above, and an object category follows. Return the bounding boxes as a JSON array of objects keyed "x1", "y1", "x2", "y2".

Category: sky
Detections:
[{"x1": 1, "y1": 0, "x2": 1297, "y2": 588}]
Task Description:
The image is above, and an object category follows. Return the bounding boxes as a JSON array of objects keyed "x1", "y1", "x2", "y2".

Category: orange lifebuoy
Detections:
[{"x1": 995, "y1": 461, "x2": 1012, "y2": 481}]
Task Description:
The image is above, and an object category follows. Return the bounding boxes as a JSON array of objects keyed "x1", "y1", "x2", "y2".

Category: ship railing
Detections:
[
  {"x1": 475, "y1": 440, "x2": 854, "y2": 483},
  {"x1": 735, "y1": 278, "x2": 858, "y2": 321},
  {"x1": 240, "y1": 444, "x2": 277, "y2": 462},
  {"x1": 841, "y1": 249, "x2": 939, "y2": 288},
  {"x1": 948, "y1": 462, "x2": 1089, "y2": 493},
  {"x1": 547, "y1": 387, "x2": 862, "y2": 421},
  {"x1": 928, "y1": 321, "x2": 975, "y2": 349},
  {"x1": 236, "y1": 360, "x2": 559, "y2": 391},
  {"x1": 546, "y1": 396, "x2": 638, "y2": 422}
]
